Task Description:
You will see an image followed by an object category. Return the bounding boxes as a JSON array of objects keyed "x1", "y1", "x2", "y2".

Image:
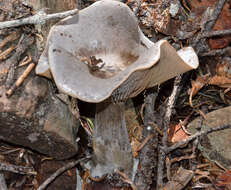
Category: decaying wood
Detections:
[
  {"x1": 135, "y1": 89, "x2": 159, "y2": 190},
  {"x1": 0, "y1": 162, "x2": 36, "y2": 175},
  {"x1": 157, "y1": 75, "x2": 182, "y2": 189}
]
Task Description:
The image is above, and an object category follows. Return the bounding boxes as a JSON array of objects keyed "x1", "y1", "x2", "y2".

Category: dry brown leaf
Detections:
[
  {"x1": 208, "y1": 1, "x2": 231, "y2": 49},
  {"x1": 188, "y1": 75, "x2": 209, "y2": 97},
  {"x1": 209, "y1": 75, "x2": 231, "y2": 88},
  {"x1": 168, "y1": 123, "x2": 189, "y2": 143},
  {"x1": 215, "y1": 170, "x2": 231, "y2": 189},
  {"x1": 188, "y1": 0, "x2": 231, "y2": 49}
]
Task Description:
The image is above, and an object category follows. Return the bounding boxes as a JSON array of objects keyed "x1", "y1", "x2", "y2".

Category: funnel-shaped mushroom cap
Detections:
[{"x1": 36, "y1": 0, "x2": 199, "y2": 103}]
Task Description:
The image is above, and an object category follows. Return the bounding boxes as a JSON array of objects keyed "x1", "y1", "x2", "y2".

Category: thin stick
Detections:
[
  {"x1": 199, "y1": 29, "x2": 231, "y2": 39},
  {"x1": 193, "y1": 0, "x2": 227, "y2": 53},
  {"x1": 134, "y1": 89, "x2": 158, "y2": 190},
  {"x1": 0, "y1": 162, "x2": 36, "y2": 175},
  {"x1": 18, "y1": 54, "x2": 32, "y2": 67},
  {"x1": 157, "y1": 75, "x2": 182, "y2": 189},
  {"x1": 37, "y1": 156, "x2": 91, "y2": 190},
  {"x1": 135, "y1": 134, "x2": 154, "y2": 152},
  {"x1": 165, "y1": 125, "x2": 231, "y2": 154},
  {"x1": 204, "y1": 0, "x2": 227, "y2": 31},
  {"x1": 5, "y1": 34, "x2": 34, "y2": 89},
  {"x1": 117, "y1": 170, "x2": 138, "y2": 190},
  {"x1": 0, "y1": 31, "x2": 20, "y2": 50},
  {"x1": 6, "y1": 63, "x2": 35, "y2": 97},
  {"x1": 0, "y1": 45, "x2": 16, "y2": 61},
  {"x1": 200, "y1": 46, "x2": 231, "y2": 56},
  {"x1": 147, "y1": 122, "x2": 163, "y2": 136},
  {"x1": 0, "y1": 9, "x2": 79, "y2": 29}
]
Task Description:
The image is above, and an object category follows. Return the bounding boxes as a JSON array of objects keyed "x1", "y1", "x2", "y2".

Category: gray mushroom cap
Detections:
[{"x1": 36, "y1": 0, "x2": 199, "y2": 103}]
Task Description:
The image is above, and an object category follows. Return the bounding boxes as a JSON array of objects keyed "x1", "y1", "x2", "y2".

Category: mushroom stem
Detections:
[{"x1": 91, "y1": 101, "x2": 133, "y2": 177}]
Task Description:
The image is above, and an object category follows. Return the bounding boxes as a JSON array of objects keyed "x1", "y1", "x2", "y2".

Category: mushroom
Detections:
[{"x1": 36, "y1": 0, "x2": 199, "y2": 178}]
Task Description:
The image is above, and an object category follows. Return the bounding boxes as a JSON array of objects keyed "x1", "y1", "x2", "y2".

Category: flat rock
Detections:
[{"x1": 188, "y1": 106, "x2": 231, "y2": 168}]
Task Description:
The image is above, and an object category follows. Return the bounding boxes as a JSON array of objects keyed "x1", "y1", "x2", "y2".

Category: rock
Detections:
[
  {"x1": 0, "y1": 75, "x2": 79, "y2": 159},
  {"x1": 188, "y1": 106, "x2": 231, "y2": 168}
]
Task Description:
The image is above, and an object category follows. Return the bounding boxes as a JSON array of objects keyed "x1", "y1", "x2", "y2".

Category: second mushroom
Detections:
[{"x1": 36, "y1": 0, "x2": 199, "y2": 178}]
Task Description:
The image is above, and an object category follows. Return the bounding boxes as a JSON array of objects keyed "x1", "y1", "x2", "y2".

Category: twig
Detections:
[
  {"x1": 193, "y1": 0, "x2": 227, "y2": 53},
  {"x1": 199, "y1": 29, "x2": 231, "y2": 39},
  {"x1": 200, "y1": 46, "x2": 231, "y2": 56},
  {"x1": 164, "y1": 124, "x2": 231, "y2": 154},
  {"x1": 117, "y1": 170, "x2": 137, "y2": 190},
  {"x1": 0, "y1": 173, "x2": 7, "y2": 190},
  {"x1": 88, "y1": 173, "x2": 106, "y2": 182},
  {"x1": 1, "y1": 148, "x2": 21, "y2": 155},
  {"x1": 147, "y1": 122, "x2": 163, "y2": 136},
  {"x1": 170, "y1": 154, "x2": 196, "y2": 164},
  {"x1": 0, "y1": 45, "x2": 16, "y2": 61},
  {"x1": 135, "y1": 134, "x2": 154, "y2": 152},
  {"x1": 190, "y1": 106, "x2": 207, "y2": 172},
  {"x1": 0, "y1": 162, "x2": 36, "y2": 175},
  {"x1": 18, "y1": 53, "x2": 32, "y2": 67},
  {"x1": 134, "y1": 0, "x2": 142, "y2": 15},
  {"x1": 134, "y1": 89, "x2": 158, "y2": 190},
  {"x1": 5, "y1": 34, "x2": 34, "y2": 89},
  {"x1": 0, "y1": 9, "x2": 79, "y2": 29},
  {"x1": 203, "y1": 0, "x2": 227, "y2": 31},
  {"x1": 6, "y1": 63, "x2": 35, "y2": 97},
  {"x1": 37, "y1": 156, "x2": 91, "y2": 190},
  {"x1": 0, "y1": 31, "x2": 20, "y2": 50},
  {"x1": 157, "y1": 75, "x2": 182, "y2": 190},
  {"x1": 35, "y1": 33, "x2": 44, "y2": 43}
]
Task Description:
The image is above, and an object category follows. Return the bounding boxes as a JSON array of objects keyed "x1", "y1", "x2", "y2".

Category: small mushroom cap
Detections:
[{"x1": 36, "y1": 0, "x2": 199, "y2": 103}]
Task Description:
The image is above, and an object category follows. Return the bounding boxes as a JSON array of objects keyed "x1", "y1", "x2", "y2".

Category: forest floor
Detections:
[{"x1": 0, "y1": 0, "x2": 231, "y2": 189}]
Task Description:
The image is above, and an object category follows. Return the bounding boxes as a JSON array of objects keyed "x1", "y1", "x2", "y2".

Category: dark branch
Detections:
[
  {"x1": 165, "y1": 125, "x2": 231, "y2": 154},
  {"x1": 37, "y1": 156, "x2": 91, "y2": 190}
]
